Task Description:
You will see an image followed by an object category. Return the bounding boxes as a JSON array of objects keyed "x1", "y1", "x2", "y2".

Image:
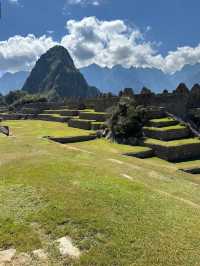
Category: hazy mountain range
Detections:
[
  {"x1": 0, "y1": 71, "x2": 29, "y2": 95},
  {"x1": 1, "y1": 63, "x2": 200, "y2": 95}
]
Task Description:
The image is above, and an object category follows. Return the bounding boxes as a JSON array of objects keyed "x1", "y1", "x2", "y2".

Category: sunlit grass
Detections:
[{"x1": 0, "y1": 120, "x2": 200, "y2": 265}]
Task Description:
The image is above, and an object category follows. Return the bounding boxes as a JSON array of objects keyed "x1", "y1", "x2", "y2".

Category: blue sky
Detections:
[{"x1": 0, "y1": 0, "x2": 200, "y2": 74}]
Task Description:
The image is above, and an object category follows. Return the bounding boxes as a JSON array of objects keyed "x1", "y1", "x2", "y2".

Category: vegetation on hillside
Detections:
[{"x1": 3, "y1": 90, "x2": 48, "y2": 110}]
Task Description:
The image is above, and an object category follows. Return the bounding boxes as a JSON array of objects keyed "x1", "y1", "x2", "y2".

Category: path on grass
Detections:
[{"x1": 121, "y1": 174, "x2": 200, "y2": 210}]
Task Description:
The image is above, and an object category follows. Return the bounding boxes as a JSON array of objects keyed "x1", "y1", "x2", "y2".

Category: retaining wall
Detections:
[
  {"x1": 143, "y1": 127, "x2": 190, "y2": 141},
  {"x1": 91, "y1": 123, "x2": 106, "y2": 131},
  {"x1": 79, "y1": 112, "x2": 107, "y2": 122},
  {"x1": 124, "y1": 149, "x2": 154, "y2": 159},
  {"x1": 43, "y1": 110, "x2": 79, "y2": 116},
  {"x1": 0, "y1": 113, "x2": 36, "y2": 120},
  {"x1": 68, "y1": 119, "x2": 93, "y2": 130},
  {"x1": 148, "y1": 119, "x2": 178, "y2": 128},
  {"x1": 146, "y1": 142, "x2": 200, "y2": 162},
  {"x1": 36, "y1": 115, "x2": 70, "y2": 123},
  {"x1": 48, "y1": 134, "x2": 97, "y2": 144}
]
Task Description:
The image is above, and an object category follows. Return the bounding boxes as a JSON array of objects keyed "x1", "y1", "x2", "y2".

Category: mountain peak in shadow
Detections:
[{"x1": 22, "y1": 45, "x2": 99, "y2": 98}]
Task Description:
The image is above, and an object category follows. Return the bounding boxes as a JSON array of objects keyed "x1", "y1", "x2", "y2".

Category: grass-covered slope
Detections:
[{"x1": 1, "y1": 120, "x2": 200, "y2": 265}]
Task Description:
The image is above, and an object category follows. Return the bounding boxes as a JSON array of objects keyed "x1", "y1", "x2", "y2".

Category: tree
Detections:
[
  {"x1": 0, "y1": 93, "x2": 5, "y2": 105},
  {"x1": 107, "y1": 98, "x2": 147, "y2": 144},
  {"x1": 5, "y1": 90, "x2": 27, "y2": 105},
  {"x1": 140, "y1": 87, "x2": 153, "y2": 95},
  {"x1": 123, "y1": 88, "x2": 134, "y2": 97}
]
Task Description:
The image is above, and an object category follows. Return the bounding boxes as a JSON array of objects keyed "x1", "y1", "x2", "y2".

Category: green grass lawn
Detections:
[
  {"x1": 39, "y1": 113, "x2": 71, "y2": 118},
  {"x1": 70, "y1": 118, "x2": 96, "y2": 122},
  {"x1": 150, "y1": 117, "x2": 176, "y2": 123},
  {"x1": 176, "y1": 159, "x2": 200, "y2": 170},
  {"x1": 43, "y1": 109, "x2": 77, "y2": 112},
  {"x1": 144, "y1": 124, "x2": 186, "y2": 131},
  {"x1": 1, "y1": 120, "x2": 200, "y2": 265},
  {"x1": 91, "y1": 122, "x2": 105, "y2": 125},
  {"x1": 80, "y1": 111, "x2": 106, "y2": 115}
]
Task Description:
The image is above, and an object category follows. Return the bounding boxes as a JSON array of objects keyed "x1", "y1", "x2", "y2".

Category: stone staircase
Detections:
[
  {"x1": 37, "y1": 108, "x2": 79, "y2": 123},
  {"x1": 143, "y1": 114, "x2": 200, "y2": 166},
  {"x1": 68, "y1": 110, "x2": 107, "y2": 130}
]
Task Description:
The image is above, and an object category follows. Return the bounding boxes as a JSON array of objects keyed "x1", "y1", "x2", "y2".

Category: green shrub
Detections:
[
  {"x1": 5, "y1": 90, "x2": 27, "y2": 105},
  {"x1": 107, "y1": 98, "x2": 147, "y2": 144},
  {"x1": 11, "y1": 94, "x2": 48, "y2": 108}
]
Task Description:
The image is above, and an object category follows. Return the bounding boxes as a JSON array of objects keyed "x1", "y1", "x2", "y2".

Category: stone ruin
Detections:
[
  {"x1": 83, "y1": 83, "x2": 200, "y2": 119},
  {"x1": 0, "y1": 125, "x2": 9, "y2": 136},
  {"x1": 1, "y1": 83, "x2": 200, "y2": 133}
]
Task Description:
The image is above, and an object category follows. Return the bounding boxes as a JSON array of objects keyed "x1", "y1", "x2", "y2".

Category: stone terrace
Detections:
[{"x1": 143, "y1": 111, "x2": 200, "y2": 173}]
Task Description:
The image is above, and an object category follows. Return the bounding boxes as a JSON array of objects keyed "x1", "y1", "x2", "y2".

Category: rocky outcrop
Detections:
[{"x1": 0, "y1": 126, "x2": 9, "y2": 136}]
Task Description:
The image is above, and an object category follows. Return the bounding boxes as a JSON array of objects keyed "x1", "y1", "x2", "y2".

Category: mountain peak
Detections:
[
  {"x1": 40, "y1": 45, "x2": 76, "y2": 70},
  {"x1": 22, "y1": 46, "x2": 99, "y2": 98}
]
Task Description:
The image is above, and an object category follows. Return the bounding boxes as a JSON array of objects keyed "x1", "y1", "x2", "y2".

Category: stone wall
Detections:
[
  {"x1": 85, "y1": 97, "x2": 119, "y2": 112},
  {"x1": 134, "y1": 94, "x2": 189, "y2": 118},
  {"x1": 0, "y1": 113, "x2": 36, "y2": 120},
  {"x1": 146, "y1": 142, "x2": 200, "y2": 162},
  {"x1": 148, "y1": 119, "x2": 178, "y2": 128},
  {"x1": 79, "y1": 112, "x2": 107, "y2": 122},
  {"x1": 36, "y1": 115, "x2": 70, "y2": 123},
  {"x1": 123, "y1": 149, "x2": 154, "y2": 159},
  {"x1": 82, "y1": 86, "x2": 200, "y2": 118},
  {"x1": 48, "y1": 134, "x2": 97, "y2": 144},
  {"x1": 43, "y1": 110, "x2": 79, "y2": 116},
  {"x1": 143, "y1": 127, "x2": 190, "y2": 141},
  {"x1": 68, "y1": 119, "x2": 93, "y2": 130}
]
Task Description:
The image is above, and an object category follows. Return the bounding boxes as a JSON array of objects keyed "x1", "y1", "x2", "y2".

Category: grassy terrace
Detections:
[
  {"x1": 150, "y1": 117, "x2": 176, "y2": 123},
  {"x1": 176, "y1": 159, "x2": 200, "y2": 170},
  {"x1": 39, "y1": 113, "x2": 73, "y2": 118},
  {"x1": 91, "y1": 121, "x2": 105, "y2": 125},
  {"x1": 81, "y1": 111, "x2": 106, "y2": 115},
  {"x1": 2, "y1": 120, "x2": 200, "y2": 264},
  {"x1": 43, "y1": 109, "x2": 78, "y2": 112},
  {"x1": 79, "y1": 138, "x2": 151, "y2": 154},
  {"x1": 70, "y1": 118, "x2": 96, "y2": 122},
  {"x1": 144, "y1": 137, "x2": 200, "y2": 147},
  {"x1": 79, "y1": 109, "x2": 94, "y2": 112},
  {"x1": 144, "y1": 125, "x2": 186, "y2": 131}
]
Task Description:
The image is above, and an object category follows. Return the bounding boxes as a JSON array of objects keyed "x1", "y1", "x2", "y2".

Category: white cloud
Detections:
[
  {"x1": 46, "y1": 30, "x2": 54, "y2": 35},
  {"x1": 61, "y1": 17, "x2": 161, "y2": 69},
  {"x1": 67, "y1": 0, "x2": 102, "y2": 6},
  {"x1": 161, "y1": 45, "x2": 200, "y2": 73},
  {"x1": 0, "y1": 34, "x2": 56, "y2": 72},
  {"x1": 8, "y1": 0, "x2": 19, "y2": 4},
  {"x1": 1, "y1": 16, "x2": 200, "y2": 74},
  {"x1": 8, "y1": 0, "x2": 24, "y2": 7}
]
